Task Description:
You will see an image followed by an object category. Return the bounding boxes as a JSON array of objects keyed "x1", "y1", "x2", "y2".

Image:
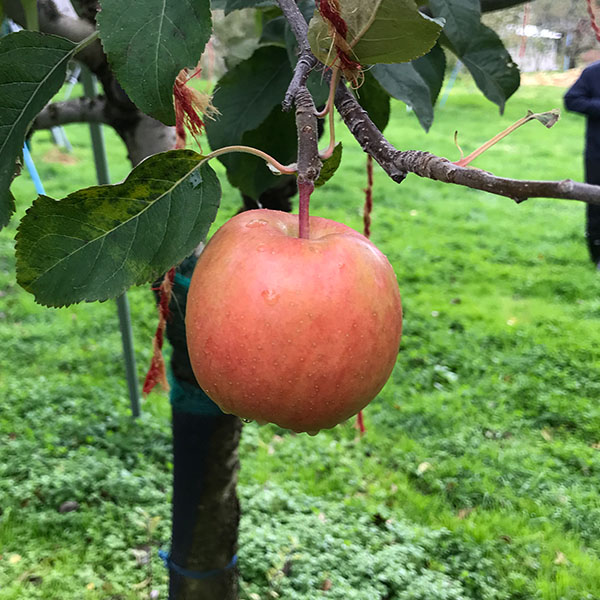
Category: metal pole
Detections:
[{"x1": 80, "y1": 66, "x2": 142, "y2": 418}]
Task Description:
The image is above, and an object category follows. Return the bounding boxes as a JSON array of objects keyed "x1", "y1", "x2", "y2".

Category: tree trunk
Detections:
[{"x1": 169, "y1": 411, "x2": 241, "y2": 599}]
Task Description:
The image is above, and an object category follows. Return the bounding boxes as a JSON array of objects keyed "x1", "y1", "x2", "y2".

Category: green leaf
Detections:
[
  {"x1": 16, "y1": 150, "x2": 221, "y2": 307},
  {"x1": 315, "y1": 143, "x2": 342, "y2": 188},
  {"x1": 221, "y1": 105, "x2": 297, "y2": 199},
  {"x1": 413, "y1": 43, "x2": 447, "y2": 105},
  {"x1": 260, "y1": 15, "x2": 287, "y2": 46},
  {"x1": 372, "y1": 62, "x2": 435, "y2": 131},
  {"x1": 97, "y1": 0, "x2": 212, "y2": 125},
  {"x1": 0, "y1": 31, "x2": 76, "y2": 230},
  {"x1": 206, "y1": 45, "x2": 293, "y2": 151},
  {"x1": 308, "y1": 0, "x2": 442, "y2": 66},
  {"x1": 445, "y1": 23, "x2": 519, "y2": 113},
  {"x1": 355, "y1": 71, "x2": 390, "y2": 132},
  {"x1": 428, "y1": 0, "x2": 480, "y2": 56}
]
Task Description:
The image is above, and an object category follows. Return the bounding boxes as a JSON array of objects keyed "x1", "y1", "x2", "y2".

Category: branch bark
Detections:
[
  {"x1": 295, "y1": 86, "x2": 321, "y2": 185},
  {"x1": 31, "y1": 96, "x2": 110, "y2": 130}
]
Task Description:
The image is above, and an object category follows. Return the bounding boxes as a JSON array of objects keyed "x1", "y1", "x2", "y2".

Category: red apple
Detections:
[{"x1": 185, "y1": 209, "x2": 402, "y2": 433}]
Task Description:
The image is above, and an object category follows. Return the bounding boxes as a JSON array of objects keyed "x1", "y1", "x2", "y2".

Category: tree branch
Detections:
[
  {"x1": 278, "y1": 0, "x2": 600, "y2": 206},
  {"x1": 393, "y1": 151, "x2": 600, "y2": 204},
  {"x1": 295, "y1": 86, "x2": 321, "y2": 185},
  {"x1": 278, "y1": 0, "x2": 319, "y2": 111},
  {"x1": 32, "y1": 96, "x2": 110, "y2": 130}
]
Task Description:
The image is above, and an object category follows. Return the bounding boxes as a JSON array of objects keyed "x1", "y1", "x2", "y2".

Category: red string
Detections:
[
  {"x1": 355, "y1": 154, "x2": 374, "y2": 437},
  {"x1": 317, "y1": 0, "x2": 362, "y2": 83},
  {"x1": 143, "y1": 268, "x2": 176, "y2": 395},
  {"x1": 588, "y1": 0, "x2": 600, "y2": 43},
  {"x1": 518, "y1": 3, "x2": 530, "y2": 59},
  {"x1": 363, "y1": 154, "x2": 374, "y2": 239}
]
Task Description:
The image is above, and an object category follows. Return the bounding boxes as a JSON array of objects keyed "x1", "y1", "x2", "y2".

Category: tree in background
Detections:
[{"x1": 484, "y1": 0, "x2": 599, "y2": 68}]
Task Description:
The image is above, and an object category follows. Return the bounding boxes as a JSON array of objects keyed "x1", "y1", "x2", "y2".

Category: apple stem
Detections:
[{"x1": 298, "y1": 180, "x2": 313, "y2": 239}]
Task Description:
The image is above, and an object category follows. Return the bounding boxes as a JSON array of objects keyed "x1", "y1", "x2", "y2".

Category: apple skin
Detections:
[{"x1": 185, "y1": 209, "x2": 402, "y2": 433}]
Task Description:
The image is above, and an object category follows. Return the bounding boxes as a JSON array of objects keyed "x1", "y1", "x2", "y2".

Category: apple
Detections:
[{"x1": 185, "y1": 208, "x2": 402, "y2": 433}]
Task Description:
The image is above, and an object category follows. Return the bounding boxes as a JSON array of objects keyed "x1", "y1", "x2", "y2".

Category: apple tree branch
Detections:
[{"x1": 277, "y1": 0, "x2": 600, "y2": 206}]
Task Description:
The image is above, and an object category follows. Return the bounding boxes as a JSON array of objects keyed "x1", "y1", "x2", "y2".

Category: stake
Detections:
[{"x1": 81, "y1": 66, "x2": 141, "y2": 418}]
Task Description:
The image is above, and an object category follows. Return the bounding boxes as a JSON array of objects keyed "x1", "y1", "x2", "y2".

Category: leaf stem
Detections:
[
  {"x1": 454, "y1": 110, "x2": 560, "y2": 168},
  {"x1": 202, "y1": 145, "x2": 297, "y2": 175},
  {"x1": 75, "y1": 30, "x2": 100, "y2": 53},
  {"x1": 319, "y1": 106, "x2": 337, "y2": 160},
  {"x1": 315, "y1": 67, "x2": 340, "y2": 118}
]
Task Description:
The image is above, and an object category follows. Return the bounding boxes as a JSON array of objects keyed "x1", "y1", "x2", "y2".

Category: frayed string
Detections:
[
  {"x1": 173, "y1": 68, "x2": 219, "y2": 151},
  {"x1": 318, "y1": 0, "x2": 363, "y2": 87},
  {"x1": 143, "y1": 268, "x2": 176, "y2": 395}
]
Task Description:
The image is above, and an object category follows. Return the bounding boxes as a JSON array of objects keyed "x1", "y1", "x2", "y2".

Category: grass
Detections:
[{"x1": 1, "y1": 76, "x2": 600, "y2": 599}]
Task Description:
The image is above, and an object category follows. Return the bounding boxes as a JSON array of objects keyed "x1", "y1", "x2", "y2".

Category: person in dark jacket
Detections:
[{"x1": 564, "y1": 61, "x2": 600, "y2": 266}]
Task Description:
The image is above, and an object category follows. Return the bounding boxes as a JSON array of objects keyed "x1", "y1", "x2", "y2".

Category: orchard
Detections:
[{"x1": 1, "y1": 0, "x2": 600, "y2": 598}]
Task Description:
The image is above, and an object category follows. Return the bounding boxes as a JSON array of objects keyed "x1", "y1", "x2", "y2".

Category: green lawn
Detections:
[{"x1": 1, "y1": 77, "x2": 600, "y2": 599}]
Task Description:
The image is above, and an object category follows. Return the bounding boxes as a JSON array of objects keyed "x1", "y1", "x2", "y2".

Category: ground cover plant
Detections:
[{"x1": 1, "y1": 77, "x2": 600, "y2": 599}]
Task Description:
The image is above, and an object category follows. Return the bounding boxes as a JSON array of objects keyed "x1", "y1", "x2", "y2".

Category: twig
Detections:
[
  {"x1": 295, "y1": 86, "x2": 322, "y2": 184},
  {"x1": 394, "y1": 151, "x2": 600, "y2": 204},
  {"x1": 282, "y1": 53, "x2": 319, "y2": 111},
  {"x1": 277, "y1": 0, "x2": 318, "y2": 111}
]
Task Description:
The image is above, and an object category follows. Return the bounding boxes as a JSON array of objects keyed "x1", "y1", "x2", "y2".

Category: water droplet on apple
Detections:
[
  {"x1": 338, "y1": 262, "x2": 346, "y2": 269},
  {"x1": 352, "y1": 322, "x2": 358, "y2": 329},
  {"x1": 242, "y1": 418, "x2": 253, "y2": 423},
  {"x1": 228, "y1": 381, "x2": 233, "y2": 386},
  {"x1": 245, "y1": 218, "x2": 268, "y2": 228},
  {"x1": 261, "y1": 289, "x2": 280, "y2": 305},
  {"x1": 307, "y1": 430, "x2": 320, "y2": 436},
  {"x1": 256, "y1": 244, "x2": 267, "y2": 252}
]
